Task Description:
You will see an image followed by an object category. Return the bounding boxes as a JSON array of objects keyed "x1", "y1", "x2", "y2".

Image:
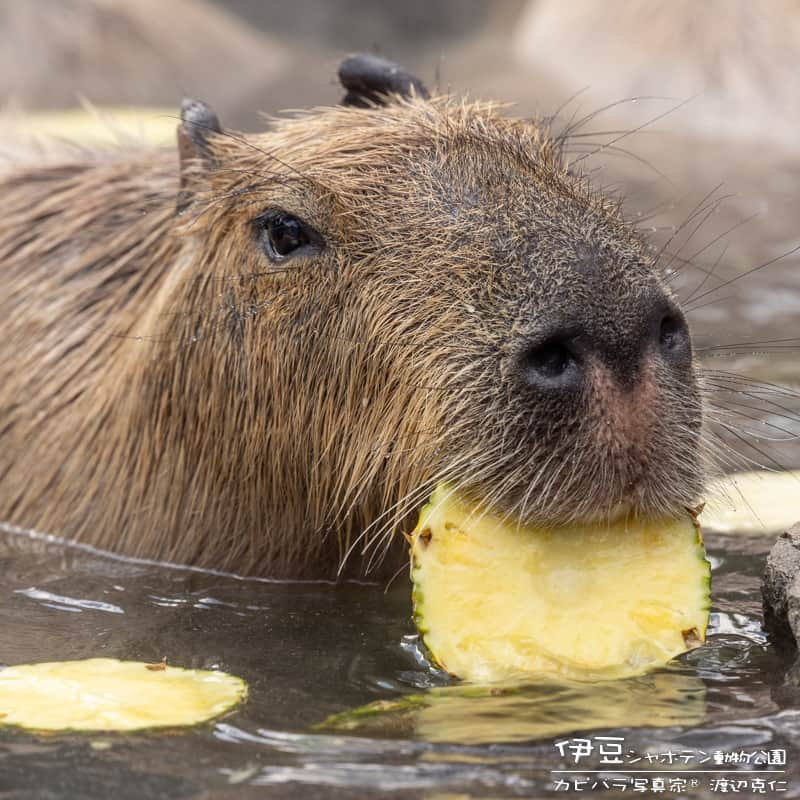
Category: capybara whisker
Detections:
[
  {"x1": 567, "y1": 96, "x2": 694, "y2": 169},
  {"x1": 686, "y1": 244, "x2": 800, "y2": 309}
]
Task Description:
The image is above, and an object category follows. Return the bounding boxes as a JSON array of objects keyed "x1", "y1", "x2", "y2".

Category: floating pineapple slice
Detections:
[
  {"x1": 701, "y1": 469, "x2": 800, "y2": 534},
  {"x1": 410, "y1": 486, "x2": 711, "y2": 682},
  {"x1": 6, "y1": 108, "x2": 177, "y2": 147},
  {"x1": 0, "y1": 658, "x2": 246, "y2": 732}
]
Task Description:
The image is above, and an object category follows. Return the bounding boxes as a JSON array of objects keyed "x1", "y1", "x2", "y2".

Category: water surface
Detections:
[{"x1": 0, "y1": 519, "x2": 797, "y2": 799}]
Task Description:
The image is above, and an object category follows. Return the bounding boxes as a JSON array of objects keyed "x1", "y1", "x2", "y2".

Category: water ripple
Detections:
[{"x1": 14, "y1": 587, "x2": 125, "y2": 615}]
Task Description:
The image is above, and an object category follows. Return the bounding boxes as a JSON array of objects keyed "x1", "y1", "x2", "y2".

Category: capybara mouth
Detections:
[
  {"x1": 461, "y1": 465, "x2": 704, "y2": 532},
  {"x1": 446, "y1": 375, "x2": 705, "y2": 534}
]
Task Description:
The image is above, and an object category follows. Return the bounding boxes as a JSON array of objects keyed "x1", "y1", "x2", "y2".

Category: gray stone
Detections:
[{"x1": 762, "y1": 526, "x2": 800, "y2": 649}]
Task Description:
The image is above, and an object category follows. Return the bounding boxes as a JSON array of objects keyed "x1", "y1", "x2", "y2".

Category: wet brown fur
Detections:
[{"x1": 0, "y1": 96, "x2": 704, "y2": 578}]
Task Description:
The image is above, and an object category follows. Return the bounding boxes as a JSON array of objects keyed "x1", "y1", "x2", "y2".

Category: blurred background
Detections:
[
  {"x1": 4, "y1": 0, "x2": 800, "y2": 392},
  {"x1": 6, "y1": 0, "x2": 799, "y2": 142}
]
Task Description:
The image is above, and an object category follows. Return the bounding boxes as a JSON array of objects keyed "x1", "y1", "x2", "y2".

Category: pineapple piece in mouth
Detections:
[{"x1": 409, "y1": 485, "x2": 711, "y2": 683}]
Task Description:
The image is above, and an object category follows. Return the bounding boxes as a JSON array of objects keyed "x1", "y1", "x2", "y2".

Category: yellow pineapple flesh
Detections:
[{"x1": 410, "y1": 486, "x2": 711, "y2": 682}]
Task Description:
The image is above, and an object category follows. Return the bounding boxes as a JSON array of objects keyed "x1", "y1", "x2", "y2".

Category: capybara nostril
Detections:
[
  {"x1": 657, "y1": 310, "x2": 692, "y2": 366},
  {"x1": 519, "y1": 333, "x2": 583, "y2": 393}
]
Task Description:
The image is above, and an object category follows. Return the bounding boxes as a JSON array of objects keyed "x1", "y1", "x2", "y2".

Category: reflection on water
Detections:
[
  {"x1": 0, "y1": 521, "x2": 797, "y2": 799},
  {"x1": 319, "y1": 671, "x2": 707, "y2": 744}
]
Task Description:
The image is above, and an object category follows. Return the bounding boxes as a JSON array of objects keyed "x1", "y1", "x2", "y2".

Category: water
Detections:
[{"x1": 0, "y1": 518, "x2": 797, "y2": 799}]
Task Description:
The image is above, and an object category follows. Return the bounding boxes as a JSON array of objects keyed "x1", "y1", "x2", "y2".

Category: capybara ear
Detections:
[
  {"x1": 177, "y1": 98, "x2": 223, "y2": 210},
  {"x1": 178, "y1": 98, "x2": 222, "y2": 162},
  {"x1": 338, "y1": 54, "x2": 430, "y2": 108}
]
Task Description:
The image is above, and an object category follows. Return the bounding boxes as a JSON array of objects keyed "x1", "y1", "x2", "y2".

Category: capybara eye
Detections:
[{"x1": 254, "y1": 211, "x2": 322, "y2": 262}]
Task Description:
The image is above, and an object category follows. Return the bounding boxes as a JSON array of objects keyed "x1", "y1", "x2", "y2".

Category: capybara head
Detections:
[
  {"x1": 166, "y1": 55, "x2": 703, "y2": 573},
  {"x1": 0, "y1": 56, "x2": 704, "y2": 577}
]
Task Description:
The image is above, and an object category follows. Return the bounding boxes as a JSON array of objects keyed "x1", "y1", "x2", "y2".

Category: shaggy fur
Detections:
[{"x1": 0, "y1": 95, "x2": 704, "y2": 578}]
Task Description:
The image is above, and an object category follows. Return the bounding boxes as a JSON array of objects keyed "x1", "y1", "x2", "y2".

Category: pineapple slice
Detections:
[
  {"x1": 410, "y1": 486, "x2": 711, "y2": 682},
  {"x1": 701, "y1": 469, "x2": 800, "y2": 534},
  {"x1": 7, "y1": 108, "x2": 177, "y2": 147},
  {"x1": 0, "y1": 658, "x2": 246, "y2": 732}
]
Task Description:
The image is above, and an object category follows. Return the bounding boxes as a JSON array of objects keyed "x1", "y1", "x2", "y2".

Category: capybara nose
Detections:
[{"x1": 517, "y1": 297, "x2": 692, "y2": 394}]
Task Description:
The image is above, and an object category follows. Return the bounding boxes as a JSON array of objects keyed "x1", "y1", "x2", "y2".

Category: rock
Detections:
[{"x1": 762, "y1": 527, "x2": 800, "y2": 649}]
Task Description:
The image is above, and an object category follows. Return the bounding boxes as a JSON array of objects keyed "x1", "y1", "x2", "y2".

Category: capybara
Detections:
[{"x1": 0, "y1": 56, "x2": 703, "y2": 578}]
